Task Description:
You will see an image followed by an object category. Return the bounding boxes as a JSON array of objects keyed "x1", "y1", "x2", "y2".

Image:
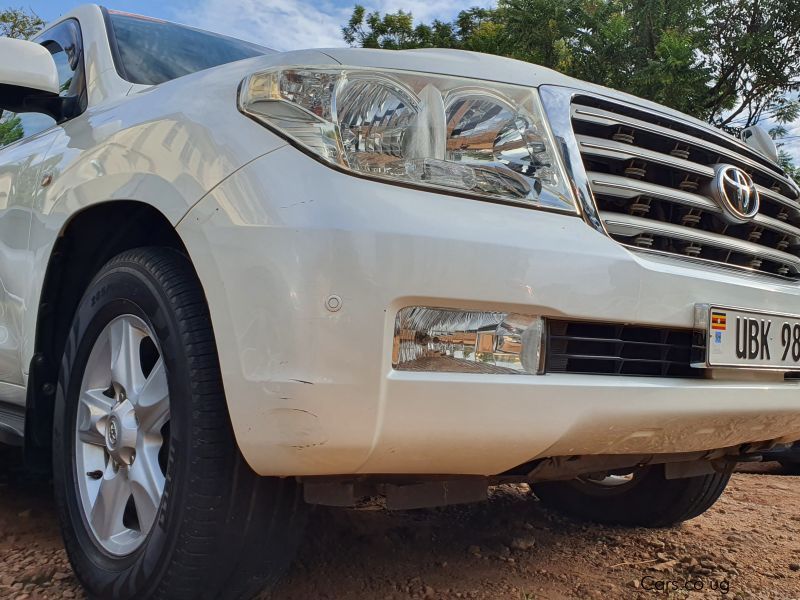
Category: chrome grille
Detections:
[{"x1": 570, "y1": 95, "x2": 800, "y2": 279}]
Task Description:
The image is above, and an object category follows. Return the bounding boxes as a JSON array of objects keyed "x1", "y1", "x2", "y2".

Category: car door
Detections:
[
  {"x1": 0, "y1": 116, "x2": 57, "y2": 398},
  {"x1": 0, "y1": 19, "x2": 87, "y2": 403}
]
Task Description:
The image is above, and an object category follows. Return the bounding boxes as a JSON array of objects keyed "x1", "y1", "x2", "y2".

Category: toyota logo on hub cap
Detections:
[
  {"x1": 107, "y1": 418, "x2": 119, "y2": 448},
  {"x1": 712, "y1": 164, "x2": 759, "y2": 222}
]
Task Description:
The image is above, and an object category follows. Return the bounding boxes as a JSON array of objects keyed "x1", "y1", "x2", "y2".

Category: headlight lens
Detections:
[{"x1": 239, "y1": 67, "x2": 575, "y2": 210}]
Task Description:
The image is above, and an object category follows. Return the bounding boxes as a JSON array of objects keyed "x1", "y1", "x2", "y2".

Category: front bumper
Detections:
[{"x1": 177, "y1": 144, "x2": 800, "y2": 477}]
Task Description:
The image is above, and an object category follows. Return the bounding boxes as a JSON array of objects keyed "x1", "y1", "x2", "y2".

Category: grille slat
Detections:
[
  {"x1": 571, "y1": 96, "x2": 800, "y2": 280},
  {"x1": 549, "y1": 335, "x2": 687, "y2": 350},
  {"x1": 577, "y1": 134, "x2": 714, "y2": 177},
  {"x1": 589, "y1": 172, "x2": 717, "y2": 211},
  {"x1": 757, "y1": 184, "x2": 800, "y2": 213},
  {"x1": 546, "y1": 320, "x2": 699, "y2": 378},
  {"x1": 550, "y1": 354, "x2": 690, "y2": 366},
  {"x1": 757, "y1": 213, "x2": 800, "y2": 239}
]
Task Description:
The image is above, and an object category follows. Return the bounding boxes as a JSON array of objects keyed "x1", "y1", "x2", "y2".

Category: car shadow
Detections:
[{"x1": 735, "y1": 460, "x2": 798, "y2": 476}]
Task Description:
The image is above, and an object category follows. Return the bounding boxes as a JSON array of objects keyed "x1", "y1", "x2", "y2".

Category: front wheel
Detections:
[
  {"x1": 53, "y1": 247, "x2": 305, "y2": 599},
  {"x1": 533, "y1": 464, "x2": 730, "y2": 528}
]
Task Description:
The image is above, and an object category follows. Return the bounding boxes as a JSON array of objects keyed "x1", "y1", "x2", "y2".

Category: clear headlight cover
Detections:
[{"x1": 239, "y1": 67, "x2": 576, "y2": 210}]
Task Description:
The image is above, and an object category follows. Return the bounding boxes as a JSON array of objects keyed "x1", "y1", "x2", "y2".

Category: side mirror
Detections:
[{"x1": 0, "y1": 37, "x2": 63, "y2": 120}]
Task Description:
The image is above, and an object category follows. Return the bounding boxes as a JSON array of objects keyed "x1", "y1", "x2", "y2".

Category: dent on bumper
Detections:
[{"x1": 177, "y1": 145, "x2": 800, "y2": 477}]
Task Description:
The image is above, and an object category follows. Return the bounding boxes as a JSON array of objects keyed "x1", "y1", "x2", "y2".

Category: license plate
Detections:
[{"x1": 694, "y1": 304, "x2": 800, "y2": 370}]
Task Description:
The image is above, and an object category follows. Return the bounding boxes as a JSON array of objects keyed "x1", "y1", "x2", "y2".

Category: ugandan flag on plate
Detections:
[{"x1": 711, "y1": 311, "x2": 727, "y2": 331}]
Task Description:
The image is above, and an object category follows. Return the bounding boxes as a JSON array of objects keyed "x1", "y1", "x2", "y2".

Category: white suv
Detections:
[{"x1": 1, "y1": 5, "x2": 800, "y2": 599}]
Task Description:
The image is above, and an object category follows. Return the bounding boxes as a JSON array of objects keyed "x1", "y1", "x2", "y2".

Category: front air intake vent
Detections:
[{"x1": 546, "y1": 320, "x2": 699, "y2": 378}]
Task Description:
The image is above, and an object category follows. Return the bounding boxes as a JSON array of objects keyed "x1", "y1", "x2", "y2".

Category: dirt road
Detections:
[{"x1": 1, "y1": 446, "x2": 798, "y2": 599}]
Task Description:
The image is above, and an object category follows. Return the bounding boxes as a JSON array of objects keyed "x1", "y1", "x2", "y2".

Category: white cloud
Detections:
[
  {"x1": 177, "y1": 0, "x2": 351, "y2": 51},
  {"x1": 178, "y1": 0, "x2": 492, "y2": 52}
]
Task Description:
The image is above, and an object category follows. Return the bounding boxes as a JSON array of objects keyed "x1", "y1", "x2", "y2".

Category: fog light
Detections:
[{"x1": 393, "y1": 307, "x2": 544, "y2": 374}]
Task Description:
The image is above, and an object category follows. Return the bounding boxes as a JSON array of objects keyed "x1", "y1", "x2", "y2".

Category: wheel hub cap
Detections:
[
  {"x1": 105, "y1": 398, "x2": 137, "y2": 465},
  {"x1": 74, "y1": 315, "x2": 170, "y2": 556},
  {"x1": 107, "y1": 417, "x2": 119, "y2": 447}
]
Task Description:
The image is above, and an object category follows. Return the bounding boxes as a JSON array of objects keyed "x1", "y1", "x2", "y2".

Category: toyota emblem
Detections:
[
  {"x1": 711, "y1": 164, "x2": 759, "y2": 222},
  {"x1": 107, "y1": 418, "x2": 119, "y2": 447}
]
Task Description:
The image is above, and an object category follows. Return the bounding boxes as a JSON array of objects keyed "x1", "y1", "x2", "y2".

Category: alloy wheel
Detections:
[{"x1": 74, "y1": 315, "x2": 170, "y2": 556}]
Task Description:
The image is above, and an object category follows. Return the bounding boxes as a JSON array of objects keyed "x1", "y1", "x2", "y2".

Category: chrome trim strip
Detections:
[
  {"x1": 755, "y1": 214, "x2": 800, "y2": 239},
  {"x1": 588, "y1": 173, "x2": 718, "y2": 211},
  {"x1": 573, "y1": 105, "x2": 798, "y2": 195},
  {"x1": 757, "y1": 184, "x2": 800, "y2": 212},
  {"x1": 539, "y1": 86, "x2": 606, "y2": 234},
  {"x1": 624, "y1": 244, "x2": 799, "y2": 282},
  {"x1": 602, "y1": 212, "x2": 800, "y2": 270},
  {"x1": 577, "y1": 134, "x2": 715, "y2": 177}
]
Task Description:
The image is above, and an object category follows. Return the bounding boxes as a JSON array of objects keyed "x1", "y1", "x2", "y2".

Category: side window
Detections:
[{"x1": 0, "y1": 19, "x2": 86, "y2": 149}]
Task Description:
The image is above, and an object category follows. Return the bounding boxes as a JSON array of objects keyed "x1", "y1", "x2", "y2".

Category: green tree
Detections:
[
  {"x1": 769, "y1": 105, "x2": 800, "y2": 183},
  {"x1": 1, "y1": 6, "x2": 44, "y2": 39},
  {"x1": 343, "y1": 6, "x2": 447, "y2": 49},
  {"x1": 0, "y1": 114, "x2": 24, "y2": 147},
  {"x1": 704, "y1": 0, "x2": 800, "y2": 128}
]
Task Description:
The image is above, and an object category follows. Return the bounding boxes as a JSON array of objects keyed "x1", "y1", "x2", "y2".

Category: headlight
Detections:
[{"x1": 239, "y1": 66, "x2": 575, "y2": 211}]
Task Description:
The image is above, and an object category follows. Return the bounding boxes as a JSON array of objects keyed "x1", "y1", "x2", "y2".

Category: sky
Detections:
[
  {"x1": 21, "y1": 0, "x2": 490, "y2": 50},
  {"x1": 11, "y1": 0, "x2": 800, "y2": 165}
]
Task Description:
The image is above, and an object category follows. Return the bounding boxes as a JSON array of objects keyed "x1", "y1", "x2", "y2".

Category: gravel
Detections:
[{"x1": 1, "y1": 446, "x2": 799, "y2": 599}]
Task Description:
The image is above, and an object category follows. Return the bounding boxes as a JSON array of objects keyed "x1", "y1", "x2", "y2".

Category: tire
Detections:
[
  {"x1": 52, "y1": 247, "x2": 306, "y2": 600},
  {"x1": 533, "y1": 464, "x2": 730, "y2": 528}
]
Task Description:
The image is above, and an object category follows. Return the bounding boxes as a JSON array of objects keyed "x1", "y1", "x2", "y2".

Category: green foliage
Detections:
[
  {"x1": 779, "y1": 150, "x2": 799, "y2": 183},
  {"x1": 343, "y1": 5, "x2": 490, "y2": 50},
  {"x1": 1, "y1": 6, "x2": 44, "y2": 39},
  {"x1": 704, "y1": 0, "x2": 800, "y2": 128},
  {"x1": 343, "y1": 0, "x2": 800, "y2": 180},
  {"x1": 0, "y1": 114, "x2": 24, "y2": 147},
  {"x1": 0, "y1": 7, "x2": 44, "y2": 149},
  {"x1": 343, "y1": 5, "x2": 446, "y2": 49},
  {"x1": 770, "y1": 104, "x2": 800, "y2": 184}
]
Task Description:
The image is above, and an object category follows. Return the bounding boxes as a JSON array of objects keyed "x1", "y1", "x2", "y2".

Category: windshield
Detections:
[{"x1": 106, "y1": 10, "x2": 273, "y2": 85}]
